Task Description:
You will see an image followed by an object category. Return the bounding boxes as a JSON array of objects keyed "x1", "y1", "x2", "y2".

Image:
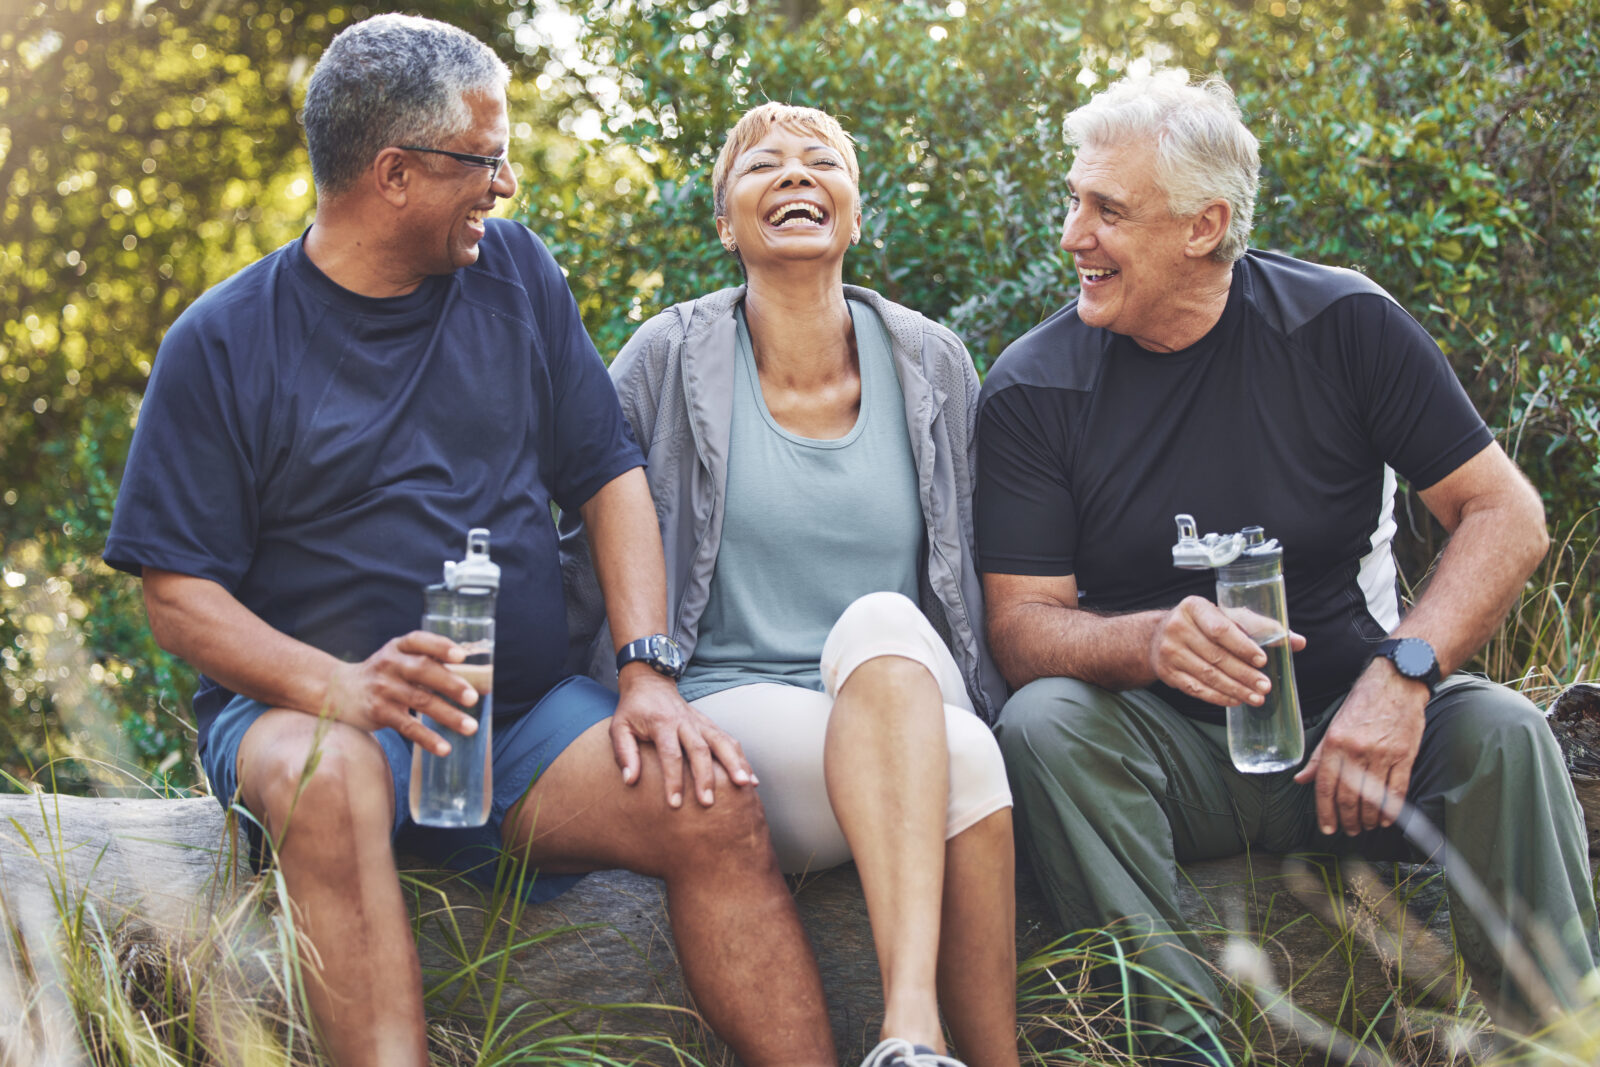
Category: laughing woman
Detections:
[{"x1": 565, "y1": 103, "x2": 1017, "y2": 1067}]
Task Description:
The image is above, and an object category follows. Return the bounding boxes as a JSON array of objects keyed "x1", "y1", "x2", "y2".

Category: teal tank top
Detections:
[{"x1": 679, "y1": 300, "x2": 924, "y2": 701}]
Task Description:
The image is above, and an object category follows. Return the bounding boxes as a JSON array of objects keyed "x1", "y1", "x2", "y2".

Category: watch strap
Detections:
[{"x1": 616, "y1": 634, "x2": 685, "y2": 679}]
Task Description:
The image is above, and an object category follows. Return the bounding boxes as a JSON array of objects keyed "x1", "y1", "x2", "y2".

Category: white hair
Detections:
[{"x1": 1064, "y1": 69, "x2": 1260, "y2": 262}]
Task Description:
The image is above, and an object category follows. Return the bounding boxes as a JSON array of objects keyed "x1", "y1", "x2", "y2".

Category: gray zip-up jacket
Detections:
[{"x1": 560, "y1": 284, "x2": 1006, "y2": 723}]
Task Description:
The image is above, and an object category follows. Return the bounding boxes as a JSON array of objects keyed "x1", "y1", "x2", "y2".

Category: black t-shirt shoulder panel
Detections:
[
  {"x1": 1239, "y1": 249, "x2": 1397, "y2": 336},
  {"x1": 980, "y1": 300, "x2": 1110, "y2": 397}
]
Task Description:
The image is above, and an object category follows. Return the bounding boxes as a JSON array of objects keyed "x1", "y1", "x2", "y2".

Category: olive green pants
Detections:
[{"x1": 996, "y1": 674, "x2": 1599, "y2": 1055}]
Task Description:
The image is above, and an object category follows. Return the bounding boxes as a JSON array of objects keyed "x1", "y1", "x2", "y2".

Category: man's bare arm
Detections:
[
  {"x1": 578, "y1": 467, "x2": 753, "y2": 808},
  {"x1": 1392, "y1": 441, "x2": 1548, "y2": 671},
  {"x1": 983, "y1": 572, "x2": 1157, "y2": 690},
  {"x1": 1294, "y1": 441, "x2": 1548, "y2": 834},
  {"x1": 142, "y1": 568, "x2": 477, "y2": 755},
  {"x1": 983, "y1": 571, "x2": 1293, "y2": 707}
]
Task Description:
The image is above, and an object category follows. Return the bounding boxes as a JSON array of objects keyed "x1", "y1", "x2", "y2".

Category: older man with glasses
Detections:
[{"x1": 105, "y1": 14, "x2": 836, "y2": 1067}]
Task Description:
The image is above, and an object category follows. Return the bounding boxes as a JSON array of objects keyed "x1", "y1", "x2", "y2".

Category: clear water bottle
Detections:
[
  {"x1": 410, "y1": 528, "x2": 499, "y2": 827},
  {"x1": 1172, "y1": 514, "x2": 1304, "y2": 773}
]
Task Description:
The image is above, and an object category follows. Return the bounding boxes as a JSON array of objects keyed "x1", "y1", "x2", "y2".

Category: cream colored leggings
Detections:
[{"x1": 690, "y1": 591, "x2": 1012, "y2": 875}]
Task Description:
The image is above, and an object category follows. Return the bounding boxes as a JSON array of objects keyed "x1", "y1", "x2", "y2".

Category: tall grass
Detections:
[
  {"x1": 1, "y1": 518, "x2": 1595, "y2": 1066},
  {"x1": 1480, "y1": 513, "x2": 1600, "y2": 703},
  {"x1": 0, "y1": 797, "x2": 719, "y2": 1067},
  {"x1": 5, "y1": 820, "x2": 1593, "y2": 1066}
]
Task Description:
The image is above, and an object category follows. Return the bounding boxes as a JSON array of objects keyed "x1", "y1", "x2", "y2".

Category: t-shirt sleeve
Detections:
[
  {"x1": 523, "y1": 235, "x2": 643, "y2": 512},
  {"x1": 975, "y1": 383, "x2": 1079, "y2": 576},
  {"x1": 1332, "y1": 293, "x2": 1494, "y2": 490},
  {"x1": 103, "y1": 309, "x2": 260, "y2": 586}
]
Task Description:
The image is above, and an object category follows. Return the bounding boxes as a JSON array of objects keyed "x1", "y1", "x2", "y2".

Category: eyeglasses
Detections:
[{"x1": 398, "y1": 144, "x2": 510, "y2": 178}]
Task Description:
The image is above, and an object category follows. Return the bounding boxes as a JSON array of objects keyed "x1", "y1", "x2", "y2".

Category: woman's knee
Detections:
[
  {"x1": 832, "y1": 590, "x2": 924, "y2": 638},
  {"x1": 828, "y1": 652, "x2": 946, "y2": 740},
  {"x1": 823, "y1": 591, "x2": 961, "y2": 702}
]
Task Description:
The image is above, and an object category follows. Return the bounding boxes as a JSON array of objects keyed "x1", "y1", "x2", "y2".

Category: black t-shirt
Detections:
[
  {"x1": 105, "y1": 219, "x2": 643, "y2": 751},
  {"x1": 976, "y1": 251, "x2": 1493, "y2": 722}
]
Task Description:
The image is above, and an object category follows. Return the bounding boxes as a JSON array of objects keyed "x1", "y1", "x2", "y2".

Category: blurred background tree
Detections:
[{"x1": 2, "y1": 0, "x2": 1595, "y2": 793}]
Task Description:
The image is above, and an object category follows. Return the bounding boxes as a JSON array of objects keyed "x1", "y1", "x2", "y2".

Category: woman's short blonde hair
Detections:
[{"x1": 710, "y1": 102, "x2": 860, "y2": 222}]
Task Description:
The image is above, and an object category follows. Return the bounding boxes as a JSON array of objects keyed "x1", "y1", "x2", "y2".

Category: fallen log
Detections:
[
  {"x1": 0, "y1": 791, "x2": 1499, "y2": 1064},
  {"x1": 1550, "y1": 683, "x2": 1600, "y2": 853}
]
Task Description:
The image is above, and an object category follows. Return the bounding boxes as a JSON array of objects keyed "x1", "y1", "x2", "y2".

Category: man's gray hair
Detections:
[
  {"x1": 1064, "y1": 69, "x2": 1260, "y2": 263},
  {"x1": 302, "y1": 14, "x2": 510, "y2": 196}
]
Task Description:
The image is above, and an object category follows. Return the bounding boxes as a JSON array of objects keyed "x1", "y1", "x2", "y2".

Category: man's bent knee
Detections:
[
  {"x1": 658, "y1": 767, "x2": 775, "y2": 872},
  {"x1": 240, "y1": 713, "x2": 396, "y2": 843},
  {"x1": 995, "y1": 678, "x2": 1169, "y2": 823},
  {"x1": 1426, "y1": 679, "x2": 1561, "y2": 782},
  {"x1": 996, "y1": 676, "x2": 1121, "y2": 758}
]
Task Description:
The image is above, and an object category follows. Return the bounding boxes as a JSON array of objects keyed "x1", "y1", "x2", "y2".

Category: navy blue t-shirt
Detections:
[
  {"x1": 977, "y1": 251, "x2": 1493, "y2": 723},
  {"x1": 105, "y1": 219, "x2": 643, "y2": 751}
]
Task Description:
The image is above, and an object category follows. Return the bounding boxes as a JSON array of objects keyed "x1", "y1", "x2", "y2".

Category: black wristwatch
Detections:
[
  {"x1": 616, "y1": 634, "x2": 687, "y2": 679},
  {"x1": 1372, "y1": 637, "x2": 1441, "y2": 693}
]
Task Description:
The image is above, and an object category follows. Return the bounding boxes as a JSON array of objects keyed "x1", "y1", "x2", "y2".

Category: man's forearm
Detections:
[
  {"x1": 1293, "y1": 452, "x2": 1546, "y2": 834},
  {"x1": 1386, "y1": 493, "x2": 1546, "y2": 676},
  {"x1": 578, "y1": 467, "x2": 670, "y2": 654},
  {"x1": 1379, "y1": 444, "x2": 1550, "y2": 677},
  {"x1": 989, "y1": 600, "x2": 1165, "y2": 692},
  {"x1": 144, "y1": 569, "x2": 342, "y2": 713}
]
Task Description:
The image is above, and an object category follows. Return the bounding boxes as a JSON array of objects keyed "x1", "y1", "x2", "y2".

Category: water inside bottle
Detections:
[
  {"x1": 1227, "y1": 631, "x2": 1304, "y2": 773},
  {"x1": 409, "y1": 646, "x2": 493, "y2": 827}
]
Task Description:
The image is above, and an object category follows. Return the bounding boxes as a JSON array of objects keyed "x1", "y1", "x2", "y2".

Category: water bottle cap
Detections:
[
  {"x1": 444, "y1": 528, "x2": 501, "y2": 593},
  {"x1": 1241, "y1": 535, "x2": 1283, "y2": 560},
  {"x1": 1171, "y1": 514, "x2": 1280, "y2": 569}
]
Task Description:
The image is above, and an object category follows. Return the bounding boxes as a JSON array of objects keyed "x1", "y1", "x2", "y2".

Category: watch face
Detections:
[
  {"x1": 1391, "y1": 638, "x2": 1436, "y2": 679},
  {"x1": 619, "y1": 635, "x2": 687, "y2": 678},
  {"x1": 651, "y1": 635, "x2": 687, "y2": 675}
]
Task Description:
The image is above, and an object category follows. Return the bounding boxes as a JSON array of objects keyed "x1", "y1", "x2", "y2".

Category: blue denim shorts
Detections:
[{"x1": 201, "y1": 675, "x2": 616, "y2": 903}]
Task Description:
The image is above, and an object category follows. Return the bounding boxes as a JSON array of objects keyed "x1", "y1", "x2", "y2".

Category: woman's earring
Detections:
[{"x1": 724, "y1": 240, "x2": 738, "y2": 253}]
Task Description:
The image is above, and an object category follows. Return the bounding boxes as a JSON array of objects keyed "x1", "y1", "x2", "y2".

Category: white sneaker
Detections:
[{"x1": 859, "y1": 1038, "x2": 968, "y2": 1067}]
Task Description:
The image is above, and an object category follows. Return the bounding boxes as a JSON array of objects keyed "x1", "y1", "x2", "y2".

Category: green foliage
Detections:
[
  {"x1": 1218, "y1": 0, "x2": 1600, "y2": 552},
  {"x1": 0, "y1": 403, "x2": 201, "y2": 793},
  {"x1": 1200, "y1": 0, "x2": 1600, "y2": 682},
  {"x1": 526, "y1": 0, "x2": 1086, "y2": 368},
  {"x1": 520, "y1": 0, "x2": 1600, "y2": 683},
  {"x1": 1, "y1": 0, "x2": 337, "y2": 789}
]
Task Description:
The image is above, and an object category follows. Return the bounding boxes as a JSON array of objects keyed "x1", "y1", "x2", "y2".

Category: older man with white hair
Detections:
[
  {"x1": 106, "y1": 15, "x2": 835, "y2": 1067},
  {"x1": 977, "y1": 69, "x2": 1597, "y2": 1065}
]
